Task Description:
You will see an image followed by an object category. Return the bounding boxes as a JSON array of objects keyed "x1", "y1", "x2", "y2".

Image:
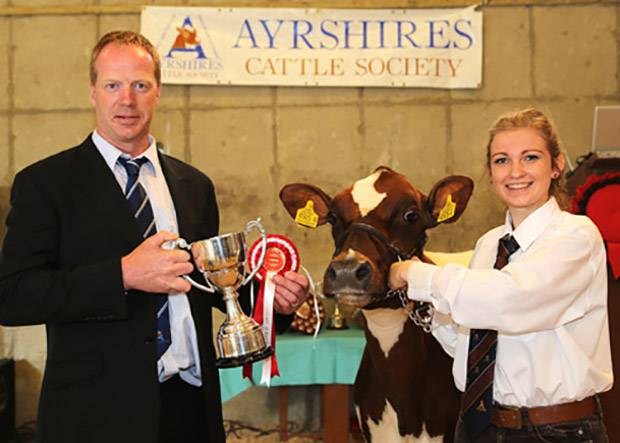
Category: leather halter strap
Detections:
[{"x1": 337, "y1": 222, "x2": 424, "y2": 261}]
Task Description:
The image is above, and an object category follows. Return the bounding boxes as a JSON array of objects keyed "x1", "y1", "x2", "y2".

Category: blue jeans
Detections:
[{"x1": 454, "y1": 398, "x2": 608, "y2": 443}]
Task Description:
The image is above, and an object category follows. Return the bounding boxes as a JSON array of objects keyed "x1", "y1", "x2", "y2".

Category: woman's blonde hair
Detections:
[{"x1": 486, "y1": 107, "x2": 568, "y2": 208}]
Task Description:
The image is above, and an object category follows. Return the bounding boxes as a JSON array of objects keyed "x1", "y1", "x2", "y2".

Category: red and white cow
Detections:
[
  {"x1": 280, "y1": 167, "x2": 473, "y2": 442},
  {"x1": 172, "y1": 26, "x2": 200, "y2": 49}
]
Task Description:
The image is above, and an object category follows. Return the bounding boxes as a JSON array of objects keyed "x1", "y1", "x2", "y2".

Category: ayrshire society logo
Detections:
[{"x1": 159, "y1": 16, "x2": 222, "y2": 80}]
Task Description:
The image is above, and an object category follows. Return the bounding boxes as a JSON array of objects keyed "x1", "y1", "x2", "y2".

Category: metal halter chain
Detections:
[
  {"x1": 342, "y1": 222, "x2": 434, "y2": 334},
  {"x1": 384, "y1": 287, "x2": 434, "y2": 333}
]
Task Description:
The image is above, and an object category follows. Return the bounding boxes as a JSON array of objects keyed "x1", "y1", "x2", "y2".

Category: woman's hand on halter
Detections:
[{"x1": 388, "y1": 257, "x2": 421, "y2": 290}]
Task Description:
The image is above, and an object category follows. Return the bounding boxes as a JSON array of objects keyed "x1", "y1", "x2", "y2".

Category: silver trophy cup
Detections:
[{"x1": 172, "y1": 219, "x2": 270, "y2": 368}]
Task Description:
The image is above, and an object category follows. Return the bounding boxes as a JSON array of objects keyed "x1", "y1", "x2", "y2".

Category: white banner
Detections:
[{"x1": 141, "y1": 6, "x2": 482, "y2": 88}]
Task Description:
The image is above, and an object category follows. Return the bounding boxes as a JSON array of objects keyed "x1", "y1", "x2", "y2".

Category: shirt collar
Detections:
[
  {"x1": 501, "y1": 197, "x2": 561, "y2": 252},
  {"x1": 91, "y1": 130, "x2": 160, "y2": 175}
]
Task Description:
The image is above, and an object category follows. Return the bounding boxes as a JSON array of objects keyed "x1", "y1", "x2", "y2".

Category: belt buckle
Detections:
[
  {"x1": 513, "y1": 408, "x2": 523, "y2": 429},
  {"x1": 499, "y1": 404, "x2": 523, "y2": 430}
]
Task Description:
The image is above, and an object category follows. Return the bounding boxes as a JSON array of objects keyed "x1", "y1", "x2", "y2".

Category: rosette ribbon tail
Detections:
[{"x1": 242, "y1": 273, "x2": 280, "y2": 384}]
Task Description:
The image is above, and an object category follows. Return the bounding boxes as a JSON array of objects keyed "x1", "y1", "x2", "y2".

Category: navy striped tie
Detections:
[
  {"x1": 461, "y1": 233, "x2": 520, "y2": 437},
  {"x1": 118, "y1": 157, "x2": 171, "y2": 359}
]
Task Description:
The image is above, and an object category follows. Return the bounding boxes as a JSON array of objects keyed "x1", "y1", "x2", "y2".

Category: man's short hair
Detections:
[{"x1": 90, "y1": 31, "x2": 161, "y2": 85}]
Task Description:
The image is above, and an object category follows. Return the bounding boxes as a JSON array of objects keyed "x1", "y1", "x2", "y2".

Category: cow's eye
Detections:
[{"x1": 403, "y1": 210, "x2": 418, "y2": 224}]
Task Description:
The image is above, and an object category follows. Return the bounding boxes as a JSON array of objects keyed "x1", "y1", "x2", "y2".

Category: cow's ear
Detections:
[
  {"x1": 279, "y1": 183, "x2": 332, "y2": 226},
  {"x1": 426, "y1": 175, "x2": 474, "y2": 225}
]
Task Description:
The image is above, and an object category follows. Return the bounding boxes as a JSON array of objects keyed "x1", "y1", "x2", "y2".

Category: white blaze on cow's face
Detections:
[
  {"x1": 351, "y1": 170, "x2": 387, "y2": 217},
  {"x1": 366, "y1": 400, "x2": 443, "y2": 442}
]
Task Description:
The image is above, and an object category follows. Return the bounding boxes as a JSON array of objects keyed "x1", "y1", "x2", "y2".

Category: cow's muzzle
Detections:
[{"x1": 323, "y1": 250, "x2": 382, "y2": 306}]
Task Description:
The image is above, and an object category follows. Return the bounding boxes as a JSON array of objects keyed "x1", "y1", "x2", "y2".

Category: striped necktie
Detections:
[
  {"x1": 461, "y1": 233, "x2": 520, "y2": 438},
  {"x1": 117, "y1": 157, "x2": 171, "y2": 360}
]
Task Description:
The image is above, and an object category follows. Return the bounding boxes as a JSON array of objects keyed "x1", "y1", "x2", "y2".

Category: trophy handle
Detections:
[
  {"x1": 167, "y1": 238, "x2": 217, "y2": 293},
  {"x1": 241, "y1": 218, "x2": 267, "y2": 286},
  {"x1": 183, "y1": 275, "x2": 216, "y2": 293}
]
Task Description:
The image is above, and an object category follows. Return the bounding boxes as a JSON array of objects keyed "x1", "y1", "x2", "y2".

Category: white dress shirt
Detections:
[
  {"x1": 407, "y1": 197, "x2": 613, "y2": 407},
  {"x1": 92, "y1": 130, "x2": 202, "y2": 386}
]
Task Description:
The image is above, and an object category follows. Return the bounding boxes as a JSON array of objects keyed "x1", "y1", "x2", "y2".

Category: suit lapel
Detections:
[{"x1": 74, "y1": 136, "x2": 142, "y2": 249}]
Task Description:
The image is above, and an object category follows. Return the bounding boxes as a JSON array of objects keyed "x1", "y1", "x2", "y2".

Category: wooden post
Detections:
[
  {"x1": 322, "y1": 384, "x2": 349, "y2": 443},
  {"x1": 279, "y1": 386, "x2": 289, "y2": 441}
]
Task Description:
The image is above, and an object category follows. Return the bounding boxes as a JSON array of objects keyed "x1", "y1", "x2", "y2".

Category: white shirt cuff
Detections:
[{"x1": 406, "y1": 261, "x2": 437, "y2": 304}]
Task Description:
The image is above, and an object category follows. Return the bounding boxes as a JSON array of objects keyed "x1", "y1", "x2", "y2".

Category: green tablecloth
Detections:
[{"x1": 219, "y1": 327, "x2": 366, "y2": 402}]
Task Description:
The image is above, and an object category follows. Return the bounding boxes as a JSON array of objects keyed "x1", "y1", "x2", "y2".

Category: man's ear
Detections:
[
  {"x1": 279, "y1": 183, "x2": 332, "y2": 226},
  {"x1": 155, "y1": 83, "x2": 162, "y2": 104},
  {"x1": 426, "y1": 175, "x2": 474, "y2": 225},
  {"x1": 89, "y1": 84, "x2": 96, "y2": 107}
]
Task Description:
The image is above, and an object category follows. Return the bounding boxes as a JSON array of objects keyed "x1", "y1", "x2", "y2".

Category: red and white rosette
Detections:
[{"x1": 243, "y1": 234, "x2": 300, "y2": 386}]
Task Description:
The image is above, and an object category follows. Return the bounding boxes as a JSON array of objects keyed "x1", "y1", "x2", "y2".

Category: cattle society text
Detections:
[{"x1": 245, "y1": 57, "x2": 463, "y2": 78}]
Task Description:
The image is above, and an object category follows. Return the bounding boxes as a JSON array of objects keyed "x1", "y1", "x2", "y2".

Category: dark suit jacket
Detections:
[{"x1": 0, "y1": 136, "x2": 288, "y2": 443}]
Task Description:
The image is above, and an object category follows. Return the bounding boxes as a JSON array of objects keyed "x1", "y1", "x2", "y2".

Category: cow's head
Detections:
[
  {"x1": 280, "y1": 167, "x2": 473, "y2": 308},
  {"x1": 176, "y1": 27, "x2": 199, "y2": 45}
]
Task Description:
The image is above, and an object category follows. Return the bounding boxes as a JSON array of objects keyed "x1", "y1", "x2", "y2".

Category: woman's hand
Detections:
[{"x1": 388, "y1": 257, "x2": 421, "y2": 290}]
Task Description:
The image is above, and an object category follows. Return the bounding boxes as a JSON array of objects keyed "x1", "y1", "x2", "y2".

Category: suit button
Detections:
[{"x1": 144, "y1": 337, "x2": 155, "y2": 344}]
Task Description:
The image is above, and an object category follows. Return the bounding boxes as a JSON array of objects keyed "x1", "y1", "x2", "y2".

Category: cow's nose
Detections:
[{"x1": 325, "y1": 258, "x2": 373, "y2": 290}]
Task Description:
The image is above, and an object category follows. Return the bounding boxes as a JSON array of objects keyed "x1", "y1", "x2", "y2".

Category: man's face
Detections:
[{"x1": 90, "y1": 43, "x2": 161, "y2": 156}]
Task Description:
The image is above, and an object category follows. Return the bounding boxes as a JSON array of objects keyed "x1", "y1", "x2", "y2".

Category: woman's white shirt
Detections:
[{"x1": 407, "y1": 197, "x2": 612, "y2": 407}]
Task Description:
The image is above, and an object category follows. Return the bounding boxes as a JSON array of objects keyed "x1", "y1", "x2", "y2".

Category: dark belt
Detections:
[{"x1": 491, "y1": 396, "x2": 596, "y2": 430}]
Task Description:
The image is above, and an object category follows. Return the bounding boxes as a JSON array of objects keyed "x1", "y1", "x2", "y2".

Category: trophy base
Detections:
[
  {"x1": 215, "y1": 313, "x2": 273, "y2": 368},
  {"x1": 215, "y1": 346, "x2": 273, "y2": 368}
]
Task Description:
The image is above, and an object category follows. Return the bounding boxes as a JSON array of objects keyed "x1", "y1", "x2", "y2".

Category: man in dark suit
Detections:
[{"x1": 0, "y1": 31, "x2": 308, "y2": 443}]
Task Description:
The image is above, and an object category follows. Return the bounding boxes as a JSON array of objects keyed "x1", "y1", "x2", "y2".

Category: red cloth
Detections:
[
  {"x1": 585, "y1": 184, "x2": 620, "y2": 279},
  {"x1": 573, "y1": 173, "x2": 620, "y2": 279}
]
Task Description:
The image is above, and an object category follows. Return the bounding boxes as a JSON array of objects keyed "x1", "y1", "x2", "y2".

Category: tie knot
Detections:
[
  {"x1": 117, "y1": 156, "x2": 149, "y2": 179},
  {"x1": 499, "y1": 234, "x2": 520, "y2": 257}
]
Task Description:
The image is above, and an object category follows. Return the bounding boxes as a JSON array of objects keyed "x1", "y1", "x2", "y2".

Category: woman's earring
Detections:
[{"x1": 552, "y1": 171, "x2": 559, "y2": 179}]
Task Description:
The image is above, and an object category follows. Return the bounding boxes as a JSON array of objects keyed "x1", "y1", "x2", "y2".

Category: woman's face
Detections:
[{"x1": 489, "y1": 127, "x2": 563, "y2": 224}]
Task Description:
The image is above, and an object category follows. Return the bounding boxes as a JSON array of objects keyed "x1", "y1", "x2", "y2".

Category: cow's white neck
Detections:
[
  {"x1": 351, "y1": 170, "x2": 387, "y2": 216},
  {"x1": 363, "y1": 308, "x2": 408, "y2": 358}
]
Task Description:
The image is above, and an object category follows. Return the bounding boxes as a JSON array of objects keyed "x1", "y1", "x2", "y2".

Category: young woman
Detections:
[{"x1": 389, "y1": 108, "x2": 612, "y2": 443}]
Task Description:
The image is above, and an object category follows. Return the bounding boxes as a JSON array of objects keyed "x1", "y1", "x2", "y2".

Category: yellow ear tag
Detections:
[
  {"x1": 437, "y1": 194, "x2": 456, "y2": 223},
  {"x1": 295, "y1": 200, "x2": 319, "y2": 228}
]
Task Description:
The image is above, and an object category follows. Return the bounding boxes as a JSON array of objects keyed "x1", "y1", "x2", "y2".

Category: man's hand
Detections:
[
  {"x1": 272, "y1": 271, "x2": 309, "y2": 315},
  {"x1": 121, "y1": 231, "x2": 193, "y2": 294}
]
